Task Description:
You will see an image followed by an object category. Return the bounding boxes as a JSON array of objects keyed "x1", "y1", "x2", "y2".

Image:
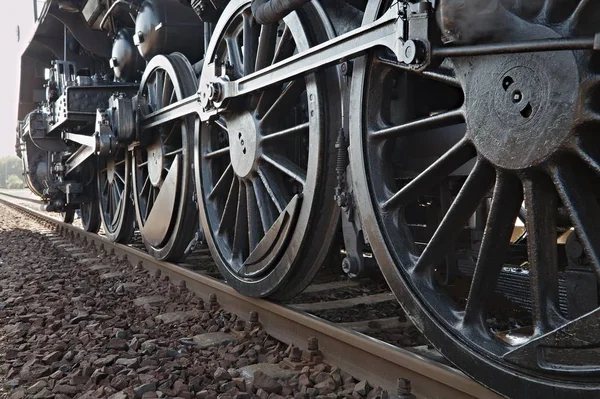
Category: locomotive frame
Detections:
[{"x1": 14, "y1": 0, "x2": 600, "y2": 397}]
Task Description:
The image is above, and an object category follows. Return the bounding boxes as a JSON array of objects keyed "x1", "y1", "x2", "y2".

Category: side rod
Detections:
[{"x1": 139, "y1": 7, "x2": 401, "y2": 129}]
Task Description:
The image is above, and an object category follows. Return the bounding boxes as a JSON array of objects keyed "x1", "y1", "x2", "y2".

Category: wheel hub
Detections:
[
  {"x1": 147, "y1": 139, "x2": 165, "y2": 187},
  {"x1": 462, "y1": 29, "x2": 580, "y2": 170},
  {"x1": 224, "y1": 111, "x2": 259, "y2": 178}
]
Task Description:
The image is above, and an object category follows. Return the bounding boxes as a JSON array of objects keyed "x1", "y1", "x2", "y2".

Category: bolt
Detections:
[
  {"x1": 197, "y1": 297, "x2": 205, "y2": 309},
  {"x1": 234, "y1": 319, "x2": 245, "y2": 331},
  {"x1": 249, "y1": 311, "x2": 259, "y2": 322},
  {"x1": 340, "y1": 61, "x2": 353, "y2": 77},
  {"x1": 209, "y1": 293, "x2": 218, "y2": 310},
  {"x1": 154, "y1": 269, "x2": 161, "y2": 279},
  {"x1": 307, "y1": 337, "x2": 319, "y2": 351},
  {"x1": 246, "y1": 311, "x2": 260, "y2": 331},
  {"x1": 513, "y1": 90, "x2": 522, "y2": 103},
  {"x1": 290, "y1": 346, "x2": 302, "y2": 362},
  {"x1": 397, "y1": 378, "x2": 416, "y2": 399}
]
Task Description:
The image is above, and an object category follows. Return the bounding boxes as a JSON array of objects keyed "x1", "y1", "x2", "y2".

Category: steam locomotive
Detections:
[{"x1": 15, "y1": 0, "x2": 600, "y2": 397}]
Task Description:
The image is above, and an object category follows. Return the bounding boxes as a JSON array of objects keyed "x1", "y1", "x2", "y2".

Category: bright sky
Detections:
[{"x1": 0, "y1": 2, "x2": 36, "y2": 157}]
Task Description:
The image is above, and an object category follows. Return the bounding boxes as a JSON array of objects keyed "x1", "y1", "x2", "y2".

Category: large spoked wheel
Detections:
[
  {"x1": 351, "y1": 1, "x2": 600, "y2": 397},
  {"x1": 80, "y1": 163, "x2": 101, "y2": 234},
  {"x1": 81, "y1": 200, "x2": 101, "y2": 233},
  {"x1": 132, "y1": 53, "x2": 199, "y2": 261},
  {"x1": 98, "y1": 146, "x2": 135, "y2": 243},
  {"x1": 195, "y1": 0, "x2": 340, "y2": 299}
]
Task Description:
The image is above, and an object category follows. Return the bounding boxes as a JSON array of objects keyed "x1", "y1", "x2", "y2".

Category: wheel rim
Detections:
[
  {"x1": 196, "y1": 0, "x2": 338, "y2": 297},
  {"x1": 132, "y1": 53, "x2": 199, "y2": 261},
  {"x1": 351, "y1": 0, "x2": 600, "y2": 396},
  {"x1": 80, "y1": 200, "x2": 101, "y2": 233},
  {"x1": 98, "y1": 146, "x2": 134, "y2": 242}
]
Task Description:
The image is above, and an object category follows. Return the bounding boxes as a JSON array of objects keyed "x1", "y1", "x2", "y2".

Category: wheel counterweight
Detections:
[
  {"x1": 350, "y1": 0, "x2": 600, "y2": 397},
  {"x1": 195, "y1": 0, "x2": 341, "y2": 299}
]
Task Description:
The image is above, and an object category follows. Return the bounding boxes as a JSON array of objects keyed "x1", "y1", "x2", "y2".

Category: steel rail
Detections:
[{"x1": 0, "y1": 194, "x2": 500, "y2": 399}]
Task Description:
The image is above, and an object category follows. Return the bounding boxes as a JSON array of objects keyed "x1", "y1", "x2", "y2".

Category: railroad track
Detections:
[{"x1": 0, "y1": 192, "x2": 500, "y2": 399}]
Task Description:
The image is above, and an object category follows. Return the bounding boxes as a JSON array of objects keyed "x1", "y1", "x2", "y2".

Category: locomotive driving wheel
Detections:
[
  {"x1": 351, "y1": 0, "x2": 600, "y2": 397},
  {"x1": 81, "y1": 163, "x2": 101, "y2": 233},
  {"x1": 133, "y1": 53, "x2": 199, "y2": 261},
  {"x1": 195, "y1": 0, "x2": 340, "y2": 299},
  {"x1": 98, "y1": 146, "x2": 135, "y2": 243}
]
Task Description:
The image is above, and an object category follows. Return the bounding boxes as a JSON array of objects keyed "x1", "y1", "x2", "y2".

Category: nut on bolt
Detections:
[
  {"x1": 246, "y1": 310, "x2": 261, "y2": 331},
  {"x1": 208, "y1": 82, "x2": 222, "y2": 102},
  {"x1": 209, "y1": 293, "x2": 219, "y2": 310},
  {"x1": 397, "y1": 378, "x2": 416, "y2": 399}
]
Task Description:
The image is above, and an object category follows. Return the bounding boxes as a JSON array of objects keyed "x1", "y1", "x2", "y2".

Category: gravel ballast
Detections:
[{"x1": 0, "y1": 204, "x2": 390, "y2": 399}]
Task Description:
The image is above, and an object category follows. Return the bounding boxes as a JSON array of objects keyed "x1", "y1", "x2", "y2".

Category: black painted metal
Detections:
[
  {"x1": 194, "y1": 0, "x2": 341, "y2": 299},
  {"x1": 98, "y1": 145, "x2": 135, "y2": 243},
  {"x1": 134, "y1": 0, "x2": 205, "y2": 62},
  {"x1": 350, "y1": 0, "x2": 600, "y2": 397},
  {"x1": 132, "y1": 53, "x2": 200, "y2": 262}
]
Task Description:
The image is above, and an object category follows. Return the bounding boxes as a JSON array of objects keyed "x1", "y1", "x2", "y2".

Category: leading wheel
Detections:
[
  {"x1": 195, "y1": 0, "x2": 340, "y2": 299},
  {"x1": 351, "y1": 1, "x2": 600, "y2": 397},
  {"x1": 132, "y1": 53, "x2": 199, "y2": 261}
]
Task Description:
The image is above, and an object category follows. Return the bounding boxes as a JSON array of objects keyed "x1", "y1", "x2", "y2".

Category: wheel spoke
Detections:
[
  {"x1": 214, "y1": 119, "x2": 228, "y2": 132},
  {"x1": 260, "y1": 80, "x2": 304, "y2": 124},
  {"x1": 257, "y1": 166, "x2": 288, "y2": 213},
  {"x1": 463, "y1": 172, "x2": 523, "y2": 326},
  {"x1": 165, "y1": 148, "x2": 184, "y2": 158},
  {"x1": 218, "y1": 177, "x2": 239, "y2": 235},
  {"x1": 252, "y1": 177, "x2": 277, "y2": 233},
  {"x1": 164, "y1": 123, "x2": 177, "y2": 145},
  {"x1": 412, "y1": 159, "x2": 495, "y2": 276},
  {"x1": 262, "y1": 122, "x2": 309, "y2": 142},
  {"x1": 155, "y1": 70, "x2": 165, "y2": 109},
  {"x1": 162, "y1": 73, "x2": 174, "y2": 108},
  {"x1": 255, "y1": 23, "x2": 277, "y2": 71},
  {"x1": 383, "y1": 139, "x2": 476, "y2": 211},
  {"x1": 567, "y1": 0, "x2": 591, "y2": 29},
  {"x1": 205, "y1": 146, "x2": 231, "y2": 160},
  {"x1": 141, "y1": 175, "x2": 150, "y2": 195},
  {"x1": 522, "y1": 175, "x2": 564, "y2": 334},
  {"x1": 574, "y1": 142, "x2": 600, "y2": 176},
  {"x1": 272, "y1": 25, "x2": 293, "y2": 64},
  {"x1": 370, "y1": 109, "x2": 465, "y2": 141},
  {"x1": 232, "y1": 181, "x2": 249, "y2": 261},
  {"x1": 209, "y1": 164, "x2": 234, "y2": 200},
  {"x1": 243, "y1": 11, "x2": 259, "y2": 76},
  {"x1": 551, "y1": 162, "x2": 600, "y2": 279},
  {"x1": 226, "y1": 37, "x2": 243, "y2": 78},
  {"x1": 262, "y1": 153, "x2": 306, "y2": 186},
  {"x1": 246, "y1": 180, "x2": 263, "y2": 250}
]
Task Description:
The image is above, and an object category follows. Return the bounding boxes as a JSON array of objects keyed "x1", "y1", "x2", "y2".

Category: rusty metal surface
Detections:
[{"x1": 0, "y1": 194, "x2": 500, "y2": 399}]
